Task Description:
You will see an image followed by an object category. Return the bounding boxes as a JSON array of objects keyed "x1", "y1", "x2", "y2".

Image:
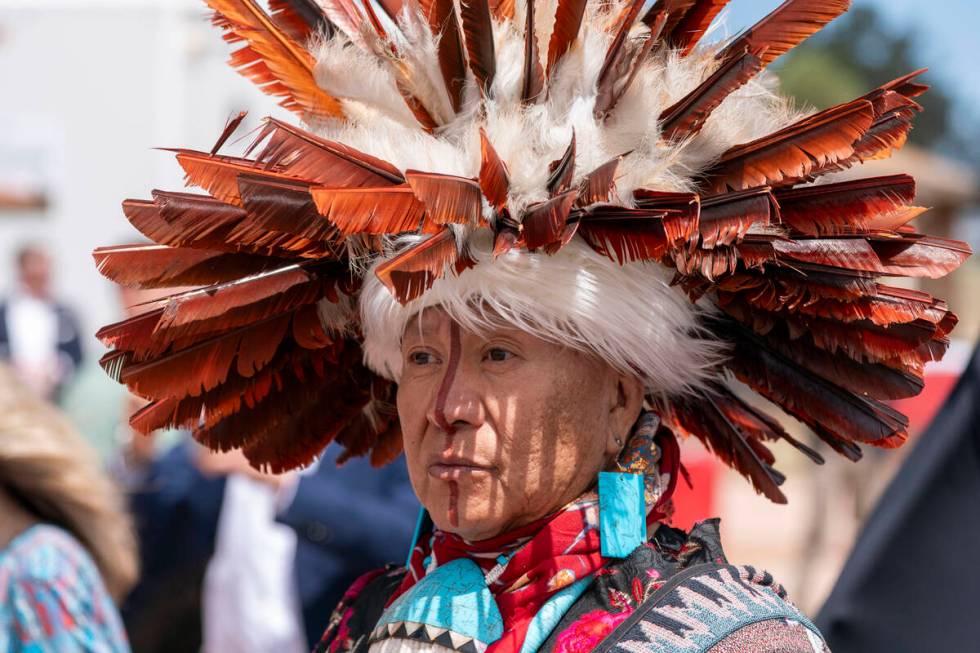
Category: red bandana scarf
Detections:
[{"x1": 390, "y1": 414, "x2": 680, "y2": 653}]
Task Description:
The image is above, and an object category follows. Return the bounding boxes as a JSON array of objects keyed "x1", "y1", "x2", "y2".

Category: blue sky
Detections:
[{"x1": 723, "y1": 0, "x2": 980, "y2": 130}]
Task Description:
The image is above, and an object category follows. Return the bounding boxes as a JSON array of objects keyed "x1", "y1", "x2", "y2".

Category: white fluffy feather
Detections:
[{"x1": 307, "y1": 0, "x2": 803, "y2": 395}]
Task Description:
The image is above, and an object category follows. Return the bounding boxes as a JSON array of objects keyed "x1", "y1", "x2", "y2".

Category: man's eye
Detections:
[
  {"x1": 409, "y1": 351, "x2": 436, "y2": 365},
  {"x1": 485, "y1": 348, "x2": 513, "y2": 362}
]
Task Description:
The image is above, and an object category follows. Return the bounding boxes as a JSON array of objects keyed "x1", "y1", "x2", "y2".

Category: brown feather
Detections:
[
  {"x1": 291, "y1": 302, "x2": 336, "y2": 349},
  {"x1": 173, "y1": 149, "x2": 302, "y2": 206},
  {"x1": 575, "y1": 156, "x2": 621, "y2": 207},
  {"x1": 133, "y1": 189, "x2": 336, "y2": 260},
  {"x1": 375, "y1": 228, "x2": 465, "y2": 303},
  {"x1": 716, "y1": 296, "x2": 927, "y2": 398},
  {"x1": 205, "y1": 0, "x2": 344, "y2": 117},
  {"x1": 870, "y1": 234, "x2": 973, "y2": 279},
  {"x1": 93, "y1": 245, "x2": 285, "y2": 289},
  {"x1": 120, "y1": 313, "x2": 292, "y2": 400},
  {"x1": 478, "y1": 128, "x2": 510, "y2": 211},
  {"x1": 211, "y1": 111, "x2": 248, "y2": 156},
  {"x1": 236, "y1": 176, "x2": 343, "y2": 252},
  {"x1": 249, "y1": 117, "x2": 404, "y2": 186},
  {"x1": 667, "y1": 388, "x2": 787, "y2": 503},
  {"x1": 268, "y1": 0, "x2": 333, "y2": 42},
  {"x1": 546, "y1": 133, "x2": 576, "y2": 195},
  {"x1": 405, "y1": 171, "x2": 484, "y2": 227},
  {"x1": 522, "y1": 191, "x2": 578, "y2": 251},
  {"x1": 459, "y1": 0, "x2": 496, "y2": 93},
  {"x1": 697, "y1": 187, "x2": 776, "y2": 249},
  {"x1": 577, "y1": 206, "x2": 676, "y2": 264},
  {"x1": 716, "y1": 0, "x2": 850, "y2": 67},
  {"x1": 660, "y1": 49, "x2": 764, "y2": 141},
  {"x1": 715, "y1": 316, "x2": 910, "y2": 449},
  {"x1": 593, "y1": 0, "x2": 646, "y2": 119},
  {"x1": 703, "y1": 98, "x2": 874, "y2": 193},
  {"x1": 310, "y1": 186, "x2": 427, "y2": 235},
  {"x1": 122, "y1": 196, "x2": 249, "y2": 254},
  {"x1": 422, "y1": 0, "x2": 468, "y2": 113},
  {"x1": 631, "y1": 190, "x2": 701, "y2": 243},
  {"x1": 775, "y1": 174, "x2": 918, "y2": 236},
  {"x1": 668, "y1": 0, "x2": 731, "y2": 54},
  {"x1": 546, "y1": 0, "x2": 588, "y2": 74},
  {"x1": 521, "y1": 0, "x2": 545, "y2": 103}
]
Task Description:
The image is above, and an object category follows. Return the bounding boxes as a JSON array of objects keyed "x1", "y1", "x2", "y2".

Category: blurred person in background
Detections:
[
  {"x1": 0, "y1": 363, "x2": 137, "y2": 652},
  {"x1": 116, "y1": 425, "x2": 419, "y2": 653},
  {"x1": 0, "y1": 244, "x2": 83, "y2": 402}
]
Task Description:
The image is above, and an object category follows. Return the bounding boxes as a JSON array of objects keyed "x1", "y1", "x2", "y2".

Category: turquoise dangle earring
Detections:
[{"x1": 598, "y1": 434, "x2": 646, "y2": 558}]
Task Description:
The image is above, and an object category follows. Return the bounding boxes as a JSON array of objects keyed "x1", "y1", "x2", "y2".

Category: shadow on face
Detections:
[{"x1": 397, "y1": 307, "x2": 644, "y2": 541}]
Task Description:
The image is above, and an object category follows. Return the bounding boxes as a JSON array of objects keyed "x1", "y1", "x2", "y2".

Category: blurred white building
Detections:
[{"x1": 0, "y1": 0, "x2": 285, "y2": 343}]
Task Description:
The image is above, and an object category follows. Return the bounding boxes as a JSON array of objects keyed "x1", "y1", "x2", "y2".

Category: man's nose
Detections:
[{"x1": 429, "y1": 322, "x2": 482, "y2": 434}]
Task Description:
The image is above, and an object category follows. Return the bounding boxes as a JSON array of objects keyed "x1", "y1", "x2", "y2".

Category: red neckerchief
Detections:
[{"x1": 391, "y1": 424, "x2": 680, "y2": 653}]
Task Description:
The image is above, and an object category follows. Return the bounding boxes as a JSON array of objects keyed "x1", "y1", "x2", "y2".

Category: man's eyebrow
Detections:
[{"x1": 402, "y1": 314, "x2": 440, "y2": 342}]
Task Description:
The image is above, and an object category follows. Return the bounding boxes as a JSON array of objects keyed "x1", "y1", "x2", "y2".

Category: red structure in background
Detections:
[{"x1": 668, "y1": 340, "x2": 973, "y2": 531}]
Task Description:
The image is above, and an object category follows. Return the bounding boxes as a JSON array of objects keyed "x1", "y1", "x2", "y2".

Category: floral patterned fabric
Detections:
[
  {"x1": 0, "y1": 525, "x2": 130, "y2": 653},
  {"x1": 316, "y1": 520, "x2": 828, "y2": 653}
]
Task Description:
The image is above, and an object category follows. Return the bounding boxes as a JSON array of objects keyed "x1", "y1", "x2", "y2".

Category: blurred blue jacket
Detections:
[{"x1": 122, "y1": 440, "x2": 418, "y2": 652}]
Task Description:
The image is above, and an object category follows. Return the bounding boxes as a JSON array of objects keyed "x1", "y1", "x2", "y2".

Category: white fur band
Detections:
[{"x1": 358, "y1": 234, "x2": 723, "y2": 396}]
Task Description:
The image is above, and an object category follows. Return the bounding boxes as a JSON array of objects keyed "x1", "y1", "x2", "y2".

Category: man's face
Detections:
[
  {"x1": 18, "y1": 250, "x2": 50, "y2": 297},
  {"x1": 397, "y1": 308, "x2": 624, "y2": 541}
]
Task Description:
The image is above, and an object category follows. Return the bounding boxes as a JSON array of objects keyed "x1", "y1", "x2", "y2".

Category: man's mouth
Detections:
[{"x1": 427, "y1": 459, "x2": 494, "y2": 480}]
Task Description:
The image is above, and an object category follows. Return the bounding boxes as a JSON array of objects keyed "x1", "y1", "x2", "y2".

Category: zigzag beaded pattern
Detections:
[{"x1": 602, "y1": 565, "x2": 827, "y2": 653}]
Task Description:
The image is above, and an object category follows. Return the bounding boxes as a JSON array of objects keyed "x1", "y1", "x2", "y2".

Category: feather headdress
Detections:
[{"x1": 95, "y1": 0, "x2": 971, "y2": 502}]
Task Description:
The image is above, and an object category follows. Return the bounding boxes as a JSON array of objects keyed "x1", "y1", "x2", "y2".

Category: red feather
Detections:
[
  {"x1": 405, "y1": 171, "x2": 483, "y2": 227},
  {"x1": 547, "y1": 133, "x2": 577, "y2": 195},
  {"x1": 249, "y1": 118, "x2": 404, "y2": 186},
  {"x1": 375, "y1": 228, "x2": 465, "y2": 303},
  {"x1": 151, "y1": 264, "x2": 329, "y2": 345},
  {"x1": 422, "y1": 0, "x2": 467, "y2": 113},
  {"x1": 668, "y1": 0, "x2": 731, "y2": 54},
  {"x1": 459, "y1": 0, "x2": 496, "y2": 93},
  {"x1": 521, "y1": 0, "x2": 545, "y2": 103},
  {"x1": 575, "y1": 156, "x2": 621, "y2": 207},
  {"x1": 703, "y1": 99, "x2": 874, "y2": 192},
  {"x1": 660, "y1": 49, "x2": 764, "y2": 141},
  {"x1": 479, "y1": 128, "x2": 510, "y2": 211},
  {"x1": 93, "y1": 245, "x2": 284, "y2": 289},
  {"x1": 775, "y1": 174, "x2": 918, "y2": 236},
  {"x1": 522, "y1": 192, "x2": 577, "y2": 251},
  {"x1": 716, "y1": 0, "x2": 850, "y2": 67},
  {"x1": 546, "y1": 0, "x2": 587, "y2": 73},
  {"x1": 667, "y1": 387, "x2": 787, "y2": 503},
  {"x1": 310, "y1": 186, "x2": 426, "y2": 236},
  {"x1": 697, "y1": 187, "x2": 776, "y2": 249},
  {"x1": 205, "y1": 0, "x2": 344, "y2": 117}
]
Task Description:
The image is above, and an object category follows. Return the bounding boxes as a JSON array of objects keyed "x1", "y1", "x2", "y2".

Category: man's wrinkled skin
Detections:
[{"x1": 397, "y1": 308, "x2": 645, "y2": 542}]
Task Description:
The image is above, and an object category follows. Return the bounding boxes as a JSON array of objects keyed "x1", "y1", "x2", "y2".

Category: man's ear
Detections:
[{"x1": 606, "y1": 373, "x2": 645, "y2": 455}]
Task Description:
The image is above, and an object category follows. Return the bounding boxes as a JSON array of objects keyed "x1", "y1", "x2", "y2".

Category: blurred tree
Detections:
[{"x1": 775, "y1": 5, "x2": 976, "y2": 165}]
